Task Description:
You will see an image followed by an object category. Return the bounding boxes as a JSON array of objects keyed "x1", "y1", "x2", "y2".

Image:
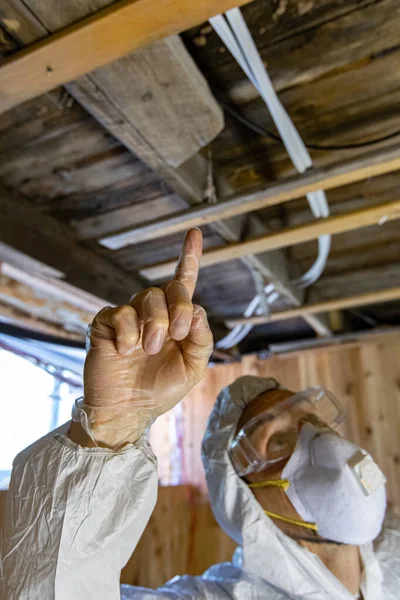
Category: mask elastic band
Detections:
[
  {"x1": 265, "y1": 510, "x2": 318, "y2": 532},
  {"x1": 247, "y1": 480, "x2": 318, "y2": 531},
  {"x1": 248, "y1": 479, "x2": 290, "y2": 490}
]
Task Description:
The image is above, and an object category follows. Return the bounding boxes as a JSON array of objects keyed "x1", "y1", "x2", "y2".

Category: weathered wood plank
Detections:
[
  {"x1": 99, "y1": 145, "x2": 400, "y2": 248},
  {"x1": 140, "y1": 199, "x2": 400, "y2": 280},
  {"x1": 0, "y1": 0, "x2": 251, "y2": 114},
  {"x1": 0, "y1": 0, "x2": 310, "y2": 327},
  {"x1": 72, "y1": 194, "x2": 188, "y2": 240},
  {"x1": 0, "y1": 184, "x2": 143, "y2": 304},
  {"x1": 0, "y1": 272, "x2": 93, "y2": 335},
  {"x1": 192, "y1": 0, "x2": 400, "y2": 98},
  {"x1": 1, "y1": 262, "x2": 105, "y2": 313},
  {"x1": 314, "y1": 263, "x2": 400, "y2": 301},
  {"x1": 19, "y1": 0, "x2": 224, "y2": 169},
  {"x1": 0, "y1": 242, "x2": 62, "y2": 279},
  {"x1": 202, "y1": 1, "x2": 400, "y2": 186},
  {"x1": 69, "y1": 36, "x2": 224, "y2": 168},
  {"x1": 184, "y1": 0, "x2": 378, "y2": 82},
  {"x1": 0, "y1": 303, "x2": 85, "y2": 341}
]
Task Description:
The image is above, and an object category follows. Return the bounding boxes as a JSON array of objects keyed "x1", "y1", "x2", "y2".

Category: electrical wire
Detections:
[
  {"x1": 222, "y1": 102, "x2": 400, "y2": 151},
  {"x1": 211, "y1": 9, "x2": 332, "y2": 349}
]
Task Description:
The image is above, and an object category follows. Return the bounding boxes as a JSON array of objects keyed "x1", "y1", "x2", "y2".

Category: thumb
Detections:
[{"x1": 181, "y1": 305, "x2": 213, "y2": 376}]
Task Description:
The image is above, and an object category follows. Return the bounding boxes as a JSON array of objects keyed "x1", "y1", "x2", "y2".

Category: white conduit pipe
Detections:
[{"x1": 211, "y1": 10, "x2": 332, "y2": 349}]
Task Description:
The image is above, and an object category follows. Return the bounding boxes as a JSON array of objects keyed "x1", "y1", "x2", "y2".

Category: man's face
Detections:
[{"x1": 237, "y1": 389, "x2": 326, "y2": 541}]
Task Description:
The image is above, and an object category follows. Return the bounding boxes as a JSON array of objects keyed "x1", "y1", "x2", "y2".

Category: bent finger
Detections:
[
  {"x1": 174, "y1": 228, "x2": 202, "y2": 299},
  {"x1": 132, "y1": 287, "x2": 169, "y2": 355},
  {"x1": 182, "y1": 305, "x2": 213, "y2": 374},
  {"x1": 91, "y1": 305, "x2": 140, "y2": 355}
]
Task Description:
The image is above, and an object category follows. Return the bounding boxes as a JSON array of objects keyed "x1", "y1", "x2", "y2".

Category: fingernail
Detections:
[
  {"x1": 172, "y1": 319, "x2": 189, "y2": 340},
  {"x1": 146, "y1": 329, "x2": 164, "y2": 354}
]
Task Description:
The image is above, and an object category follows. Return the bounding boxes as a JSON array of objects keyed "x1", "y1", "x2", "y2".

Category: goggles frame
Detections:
[{"x1": 229, "y1": 386, "x2": 345, "y2": 476}]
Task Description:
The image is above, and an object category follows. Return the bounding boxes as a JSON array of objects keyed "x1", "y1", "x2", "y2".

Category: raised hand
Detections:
[{"x1": 70, "y1": 229, "x2": 213, "y2": 448}]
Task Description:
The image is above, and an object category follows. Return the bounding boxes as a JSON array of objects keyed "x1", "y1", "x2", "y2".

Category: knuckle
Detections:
[
  {"x1": 145, "y1": 286, "x2": 164, "y2": 298},
  {"x1": 111, "y1": 305, "x2": 132, "y2": 325},
  {"x1": 95, "y1": 305, "x2": 111, "y2": 320},
  {"x1": 118, "y1": 305, "x2": 134, "y2": 318}
]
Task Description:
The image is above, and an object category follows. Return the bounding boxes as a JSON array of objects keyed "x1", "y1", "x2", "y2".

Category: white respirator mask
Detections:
[{"x1": 280, "y1": 423, "x2": 387, "y2": 545}]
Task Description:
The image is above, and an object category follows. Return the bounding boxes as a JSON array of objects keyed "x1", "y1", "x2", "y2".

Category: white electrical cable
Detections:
[
  {"x1": 216, "y1": 284, "x2": 279, "y2": 349},
  {"x1": 225, "y1": 9, "x2": 312, "y2": 173},
  {"x1": 211, "y1": 9, "x2": 332, "y2": 349},
  {"x1": 211, "y1": 11, "x2": 331, "y2": 271}
]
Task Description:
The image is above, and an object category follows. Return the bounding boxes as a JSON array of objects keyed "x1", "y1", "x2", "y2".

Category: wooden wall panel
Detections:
[{"x1": 121, "y1": 486, "x2": 236, "y2": 587}]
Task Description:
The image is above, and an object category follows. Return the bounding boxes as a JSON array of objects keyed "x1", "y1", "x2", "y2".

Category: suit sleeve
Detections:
[{"x1": 0, "y1": 423, "x2": 158, "y2": 600}]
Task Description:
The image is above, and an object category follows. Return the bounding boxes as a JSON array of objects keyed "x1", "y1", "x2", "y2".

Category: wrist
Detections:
[
  {"x1": 71, "y1": 396, "x2": 153, "y2": 449},
  {"x1": 68, "y1": 420, "x2": 97, "y2": 448}
]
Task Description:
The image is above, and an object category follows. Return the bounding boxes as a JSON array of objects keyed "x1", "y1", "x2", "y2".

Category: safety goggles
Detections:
[{"x1": 229, "y1": 387, "x2": 345, "y2": 476}]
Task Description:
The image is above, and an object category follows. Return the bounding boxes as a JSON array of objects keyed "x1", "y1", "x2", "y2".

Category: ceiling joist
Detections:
[
  {"x1": 0, "y1": 185, "x2": 143, "y2": 305},
  {"x1": 2, "y1": 0, "x2": 398, "y2": 345},
  {"x1": 97, "y1": 144, "x2": 400, "y2": 248},
  {"x1": 0, "y1": 0, "x2": 251, "y2": 115},
  {"x1": 140, "y1": 199, "x2": 400, "y2": 280},
  {"x1": 0, "y1": 0, "x2": 305, "y2": 318},
  {"x1": 225, "y1": 287, "x2": 400, "y2": 327}
]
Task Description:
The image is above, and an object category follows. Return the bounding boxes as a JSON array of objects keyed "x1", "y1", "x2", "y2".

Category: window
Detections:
[{"x1": 0, "y1": 348, "x2": 82, "y2": 489}]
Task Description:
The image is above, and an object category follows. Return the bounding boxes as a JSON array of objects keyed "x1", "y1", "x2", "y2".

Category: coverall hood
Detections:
[
  {"x1": 201, "y1": 375, "x2": 386, "y2": 598},
  {"x1": 202, "y1": 375, "x2": 281, "y2": 545}
]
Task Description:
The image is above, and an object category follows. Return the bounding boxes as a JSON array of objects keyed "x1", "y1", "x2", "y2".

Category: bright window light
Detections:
[{"x1": 0, "y1": 349, "x2": 81, "y2": 488}]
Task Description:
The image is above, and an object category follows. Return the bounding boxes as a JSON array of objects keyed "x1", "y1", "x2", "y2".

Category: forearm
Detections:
[{"x1": 0, "y1": 423, "x2": 158, "y2": 600}]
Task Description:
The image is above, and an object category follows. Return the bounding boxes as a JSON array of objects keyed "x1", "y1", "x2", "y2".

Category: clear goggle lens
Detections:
[{"x1": 229, "y1": 387, "x2": 344, "y2": 476}]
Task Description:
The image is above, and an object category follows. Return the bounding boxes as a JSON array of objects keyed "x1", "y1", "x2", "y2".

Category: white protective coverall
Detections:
[{"x1": 1, "y1": 375, "x2": 399, "y2": 599}]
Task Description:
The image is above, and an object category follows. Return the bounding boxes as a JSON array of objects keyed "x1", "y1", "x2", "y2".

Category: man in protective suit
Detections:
[{"x1": 1, "y1": 230, "x2": 399, "y2": 599}]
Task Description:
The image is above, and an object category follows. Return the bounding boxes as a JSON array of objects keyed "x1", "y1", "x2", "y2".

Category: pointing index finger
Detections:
[{"x1": 174, "y1": 228, "x2": 202, "y2": 299}]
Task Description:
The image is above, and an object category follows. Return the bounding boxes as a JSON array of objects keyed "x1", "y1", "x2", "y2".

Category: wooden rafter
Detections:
[
  {"x1": 225, "y1": 287, "x2": 400, "y2": 327},
  {"x1": 0, "y1": 304, "x2": 85, "y2": 341},
  {"x1": 0, "y1": 0, "x2": 251, "y2": 114},
  {"x1": 1, "y1": 263, "x2": 106, "y2": 314},
  {"x1": 0, "y1": 185, "x2": 143, "y2": 305},
  {"x1": 140, "y1": 199, "x2": 400, "y2": 280},
  {"x1": 96, "y1": 144, "x2": 400, "y2": 248},
  {"x1": 0, "y1": 273, "x2": 93, "y2": 335},
  {"x1": 0, "y1": 0, "x2": 331, "y2": 337},
  {"x1": 0, "y1": 1, "x2": 310, "y2": 314}
]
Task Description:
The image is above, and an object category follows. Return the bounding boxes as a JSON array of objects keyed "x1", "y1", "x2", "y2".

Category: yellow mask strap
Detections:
[
  {"x1": 265, "y1": 511, "x2": 318, "y2": 531},
  {"x1": 248, "y1": 480, "x2": 318, "y2": 532},
  {"x1": 248, "y1": 479, "x2": 290, "y2": 491}
]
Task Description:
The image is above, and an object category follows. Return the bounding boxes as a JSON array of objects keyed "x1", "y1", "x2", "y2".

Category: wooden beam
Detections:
[
  {"x1": 140, "y1": 199, "x2": 400, "y2": 280},
  {"x1": 0, "y1": 242, "x2": 63, "y2": 279},
  {"x1": 225, "y1": 287, "x2": 400, "y2": 327},
  {"x1": 1, "y1": 1, "x2": 324, "y2": 333},
  {"x1": 98, "y1": 144, "x2": 400, "y2": 248},
  {"x1": 0, "y1": 304, "x2": 85, "y2": 342},
  {"x1": 1, "y1": 262, "x2": 106, "y2": 314},
  {"x1": 0, "y1": 0, "x2": 251, "y2": 114},
  {"x1": 0, "y1": 273, "x2": 92, "y2": 335},
  {"x1": 1, "y1": 0, "x2": 305, "y2": 310},
  {"x1": 68, "y1": 35, "x2": 224, "y2": 169},
  {"x1": 0, "y1": 185, "x2": 143, "y2": 305},
  {"x1": 71, "y1": 195, "x2": 188, "y2": 241}
]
